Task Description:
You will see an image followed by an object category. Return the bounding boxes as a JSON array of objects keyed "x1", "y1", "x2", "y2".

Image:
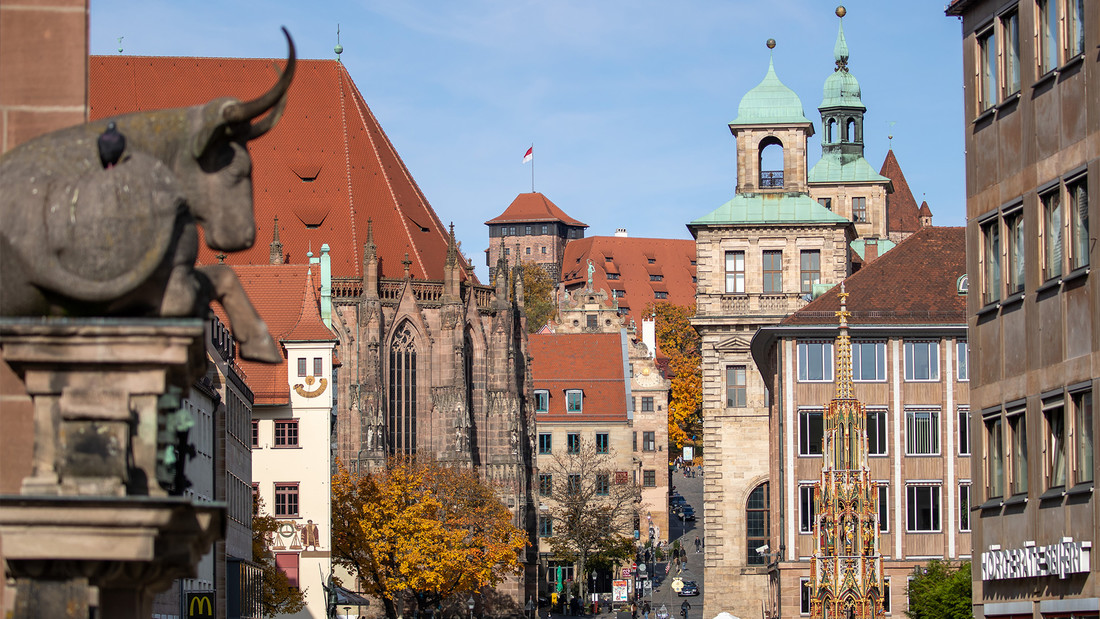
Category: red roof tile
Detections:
[
  {"x1": 560, "y1": 236, "x2": 697, "y2": 329},
  {"x1": 529, "y1": 333, "x2": 627, "y2": 422},
  {"x1": 918, "y1": 201, "x2": 933, "y2": 217},
  {"x1": 283, "y1": 266, "x2": 338, "y2": 342},
  {"x1": 879, "y1": 150, "x2": 920, "y2": 235},
  {"x1": 89, "y1": 56, "x2": 465, "y2": 282},
  {"x1": 783, "y1": 227, "x2": 966, "y2": 325},
  {"x1": 212, "y1": 264, "x2": 334, "y2": 405},
  {"x1": 485, "y1": 193, "x2": 587, "y2": 227}
]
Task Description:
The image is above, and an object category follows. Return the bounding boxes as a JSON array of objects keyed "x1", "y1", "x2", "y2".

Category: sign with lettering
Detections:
[
  {"x1": 612, "y1": 580, "x2": 629, "y2": 602},
  {"x1": 185, "y1": 591, "x2": 215, "y2": 618},
  {"x1": 981, "y1": 537, "x2": 1092, "y2": 581}
]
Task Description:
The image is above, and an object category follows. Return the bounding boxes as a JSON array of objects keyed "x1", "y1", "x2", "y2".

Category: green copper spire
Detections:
[
  {"x1": 730, "y1": 41, "x2": 811, "y2": 126},
  {"x1": 820, "y1": 7, "x2": 863, "y2": 110}
]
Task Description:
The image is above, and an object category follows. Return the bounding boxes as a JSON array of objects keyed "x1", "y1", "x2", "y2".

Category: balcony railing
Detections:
[{"x1": 760, "y1": 170, "x2": 784, "y2": 188}]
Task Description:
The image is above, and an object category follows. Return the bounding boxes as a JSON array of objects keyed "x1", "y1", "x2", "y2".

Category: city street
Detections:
[{"x1": 542, "y1": 465, "x2": 705, "y2": 619}]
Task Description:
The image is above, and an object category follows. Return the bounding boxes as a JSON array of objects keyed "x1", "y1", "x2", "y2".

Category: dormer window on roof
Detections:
[
  {"x1": 534, "y1": 390, "x2": 549, "y2": 413},
  {"x1": 566, "y1": 390, "x2": 583, "y2": 413}
]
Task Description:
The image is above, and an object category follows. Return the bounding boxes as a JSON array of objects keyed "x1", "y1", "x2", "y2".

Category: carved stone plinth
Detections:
[
  {"x1": 0, "y1": 318, "x2": 219, "y2": 618},
  {"x1": 0, "y1": 318, "x2": 206, "y2": 496},
  {"x1": 0, "y1": 496, "x2": 224, "y2": 618}
]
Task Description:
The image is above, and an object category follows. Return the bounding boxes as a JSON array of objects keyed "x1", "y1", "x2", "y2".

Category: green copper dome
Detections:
[
  {"x1": 820, "y1": 19, "x2": 865, "y2": 110},
  {"x1": 731, "y1": 57, "x2": 811, "y2": 126}
]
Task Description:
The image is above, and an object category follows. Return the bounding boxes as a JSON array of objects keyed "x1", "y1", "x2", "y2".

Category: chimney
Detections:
[
  {"x1": 864, "y1": 239, "x2": 879, "y2": 263},
  {"x1": 615, "y1": 228, "x2": 628, "y2": 237},
  {"x1": 320, "y1": 244, "x2": 332, "y2": 328},
  {"x1": 641, "y1": 317, "x2": 657, "y2": 359}
]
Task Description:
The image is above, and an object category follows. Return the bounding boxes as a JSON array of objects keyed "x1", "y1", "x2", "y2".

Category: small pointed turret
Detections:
[
  {"x1": 834, "y1": 282, "x2": 854, "y2": 401},
  {"x1": 269, "y1": 216, "x2": 285, "y2": 264},
  {"x1": 833, "y1": 7, "x2": 849, "y2": 71}
]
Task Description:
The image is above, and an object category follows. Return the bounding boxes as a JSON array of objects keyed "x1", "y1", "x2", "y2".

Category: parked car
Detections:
[
  {"x1": 678, "y1": 581, "x2": 700, "y2": 596},
  {"x1": 678, "y1": 506, "x2": 696, "y2": 521},
  {"x1": 669, "y1": 494, "x2": 687, "y2": 508}
]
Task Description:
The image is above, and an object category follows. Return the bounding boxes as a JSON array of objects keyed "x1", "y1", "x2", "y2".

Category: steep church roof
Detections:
[
  {"x1": 89, "y1": 56, "x2": 464, "y2": 281},
  {"x1": 485, "y1": 192, "x2": 587, "y2": 227},
  {"x1": 879, "y1": 150, "x2": 921, "y2": 234},
  {"x1": 730, "y1": 56, "x2": 812, "y2": 126}
]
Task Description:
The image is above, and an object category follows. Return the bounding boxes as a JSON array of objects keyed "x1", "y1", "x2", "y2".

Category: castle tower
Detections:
[
  {"x1": 485, "y1": 193, "x2": 588, "y2": 283},
  {"x1": 689, "y1": 40, "x2": 854, "y2": 619},
  {"x1": 807, "y1": 7, "x2": 893, "y2": 240},
  {"x1": 808, "y1": 285, "x2": 885, "y2": 618}
]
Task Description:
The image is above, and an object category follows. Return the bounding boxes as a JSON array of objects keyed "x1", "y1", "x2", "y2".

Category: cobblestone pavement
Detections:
[{"x1": 541, "y1": 465, "x2": 706, "y2": 619}]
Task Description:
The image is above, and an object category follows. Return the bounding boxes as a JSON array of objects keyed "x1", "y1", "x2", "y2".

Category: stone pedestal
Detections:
[{"x1": 0, "y1": 318, "x2": 222, "y2": 619}]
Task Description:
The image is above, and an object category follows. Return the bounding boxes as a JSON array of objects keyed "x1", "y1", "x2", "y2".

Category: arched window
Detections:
[
  {"x1": 388, "y1": 323, "x2": 418, "y2": 455},
  {"x1": 746, "y1": 481, "x2": 770, "y2": 564},
  {"x1": 826, "y1": 118, "x2": 837, "y2": 144},
  {"x1": 464, "y1": 327, "x2": 481, "y2": 465},
  {"x1": 759, "y1": 137, "x2": 784, "y2": 188},
  {"x1": 845, "y1": 118, "x2": 855, "y2": 142}
]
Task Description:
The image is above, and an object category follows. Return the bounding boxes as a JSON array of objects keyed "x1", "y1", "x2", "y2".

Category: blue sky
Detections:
[{"x1": 91, "y1": 1, "x2": 966, "y2": 281}]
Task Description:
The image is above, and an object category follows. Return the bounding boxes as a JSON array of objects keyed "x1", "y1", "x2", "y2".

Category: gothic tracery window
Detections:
[{"x1": 388, "y1": 323, "x2": 418, "y2": 455}]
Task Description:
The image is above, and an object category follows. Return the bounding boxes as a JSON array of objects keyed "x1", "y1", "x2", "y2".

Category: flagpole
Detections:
[{"x1": 530, "y1": 142, "x2": 535, "y2": 193}]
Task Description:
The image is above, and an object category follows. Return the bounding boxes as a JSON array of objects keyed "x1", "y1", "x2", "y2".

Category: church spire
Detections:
[
  {"x1": 833, "y1": 6, "x2": 849, "y2": 71},
  {"x1": 834, "y1": 282, "x2": 854, "y2": 400},
  {"x1": 269, "y1": 215, "x2": 284, "y2": 264}
]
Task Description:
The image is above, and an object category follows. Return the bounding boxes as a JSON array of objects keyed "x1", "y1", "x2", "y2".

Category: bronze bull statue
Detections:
[{"x1": 0, "y1": 29, "x2": 301, "y2": 364}]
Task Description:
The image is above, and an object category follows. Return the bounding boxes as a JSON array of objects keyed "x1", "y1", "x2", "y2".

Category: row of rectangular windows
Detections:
[
  {"x1": 797, "y1": 482, "x2": 972, "y2": 536},
  {"x1": 251, "y1": 419, "x2": 300, "y2": 448},
  {"x1": 795, "y1": 407, "x2": 973, "y2": 458},
  {"x1": 979, "y1": 173, "x2": 1088, "y2": 305},
  {"x1": 975, "y1": 0, "x2": 1086, "y2": 113},
  {"x1": 537, "y1": 432, "x2": 624, "y2": 455},
  {"x1": 815, "y1": 197, "x2": 870, "y2": 223},
  {"x1": 533, "y1": 389, "x2": 584, "y2": 413},
  {"x1": 983, "y1": 388, "x2": 1093, "y2": 502},
  {"x1": 723, "y1": 249, "x2": 820, "y2": 295},
  {"x1": 490, "y1": 224, "x2": 581, "y2": 238},
  {"x1": 725, "y1": 341, "x2": 968, "y2": 408}
]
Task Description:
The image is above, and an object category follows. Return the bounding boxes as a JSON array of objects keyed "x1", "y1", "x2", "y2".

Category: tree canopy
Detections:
[
  {"x1": 252, "y1": 498, "x2": 308, "y2": 618},
  {"x1": 331, "y1": 458, "x2": 527, "y2": 619},
  {"x1": 905, "y1": 560, "x2": 973, "y2": 619},
  {"x1": 520, "y1": 262, "x2": 556, "y2": 332},
  {"x1": 644, "y1": 301, "x2": 702, "y2": 449},
  {"x1": 540, "y1": 438, "x2": 639, "y2": 601}
]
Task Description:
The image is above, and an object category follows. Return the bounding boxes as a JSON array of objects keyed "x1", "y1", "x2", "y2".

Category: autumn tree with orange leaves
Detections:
[
  {"x1": 331, "y1": 458, "x2": 527, "y2": 619},
  {"x1": 643, "y1": 301, "x2": 702, "y2": 449}
]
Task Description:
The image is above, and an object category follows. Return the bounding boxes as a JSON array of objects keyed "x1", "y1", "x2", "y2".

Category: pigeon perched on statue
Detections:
[{"x1": 97, "y1": 121, "x2": 126, "y2": 168}]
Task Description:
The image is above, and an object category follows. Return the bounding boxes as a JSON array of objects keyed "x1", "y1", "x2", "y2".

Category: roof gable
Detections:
[
  {"x1": 485, "y1": 193, "x2": 587, "y2": 227},
  {"x1": 529, "y1": 332, "x2": 627, "y2": 421},
  {"x1": 89, "y1": 56, "x2": 462, "y2": 281},
  {"x1": 879, "y1": 150, "x2": 921, "y2": 234}
]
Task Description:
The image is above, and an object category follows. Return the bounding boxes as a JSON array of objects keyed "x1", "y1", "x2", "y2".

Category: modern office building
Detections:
[{"x1": 944, "y1": 1, "x2": 1097, "y2": 617}]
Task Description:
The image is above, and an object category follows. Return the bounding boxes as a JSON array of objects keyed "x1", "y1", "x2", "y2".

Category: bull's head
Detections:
[{"x1": 182, "y1": 27, "x2": 296, "y2": 252}]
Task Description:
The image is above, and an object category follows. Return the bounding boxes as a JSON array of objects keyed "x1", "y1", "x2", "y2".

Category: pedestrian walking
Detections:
[
  {"x1": 643, "y1": 601, "x2": 651, "y2": 619},
  {"x1": 694, "y1": 536, "x2": 700, "y2": 553},
  {"x1": 680, "y1": 601, "x2": 691, "y2": 619}
]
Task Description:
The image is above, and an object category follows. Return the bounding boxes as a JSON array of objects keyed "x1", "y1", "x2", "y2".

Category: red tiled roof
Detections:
[
  {"x1": 529, "y1": 333, "x2": 627, "y2": 422},
  {"x1": 879, "y1": 150, "x2": 920, "y2": 235},
  {"x1": 485, "y1": 193, "x2": 587, "y2": 227},
  {"x1": 212, "y1": 264, "x2": 334, "y2": 405},
  {"x1": 283, "y1": 266, "x2": 338, "y2": 342},
  {"x1": 783, "y1": 227, "x2": 966, "y2": 325},
  {"x1": 89, "y1": 56, "x2": 465, "y2": 281},
  {"x1": 918, "y1": 201, "x2": 933, "y2": 218},
  {"x1": 560, "y1": 236, "x2": 697, "y2": 329}
]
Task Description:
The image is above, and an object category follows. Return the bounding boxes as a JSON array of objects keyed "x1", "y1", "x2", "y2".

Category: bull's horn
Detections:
[{"x1": 222, "y1": 27, "x2": 296, "y2": 126}]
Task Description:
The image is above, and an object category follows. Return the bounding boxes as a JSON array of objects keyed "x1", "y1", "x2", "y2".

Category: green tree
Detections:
[
  {"x1": 905, "y1": 560, "x2": 973, "y2": 619},
  {"x1": 520, "y1": 262, "x2": 556, "y2": 332},
  {"x1": 643, "y1": 301, "x2": 702, "y2": 448},
  {"x1": 252, "y1": 498, "x2": 307, "y2": 617}
]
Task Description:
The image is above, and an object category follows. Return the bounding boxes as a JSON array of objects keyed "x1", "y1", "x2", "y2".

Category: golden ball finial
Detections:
[
  {"x1": 766, "y1": 38, "x2": 776, "y2": 49},
  {"x1": 836, "y1": 5, "x2": 846, "y2": 17}
]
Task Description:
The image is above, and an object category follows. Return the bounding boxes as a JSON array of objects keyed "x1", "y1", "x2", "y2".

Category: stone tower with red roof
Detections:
[{"x1": 485, "y1": 192, "x2": 588, "y2": 283}]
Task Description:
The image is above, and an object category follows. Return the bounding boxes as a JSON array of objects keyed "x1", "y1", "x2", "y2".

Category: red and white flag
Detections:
[{"x1": 522, "y1": 146, "x2": 533, "y2": 163}]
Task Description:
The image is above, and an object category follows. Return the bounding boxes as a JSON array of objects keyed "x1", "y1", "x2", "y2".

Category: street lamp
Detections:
[
  {"x1": 344, "y1": 606, "x2": 351, "y2": 619},
  {"x1": 467, "y1": 596, "x2": 475, "y2": 619}
]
